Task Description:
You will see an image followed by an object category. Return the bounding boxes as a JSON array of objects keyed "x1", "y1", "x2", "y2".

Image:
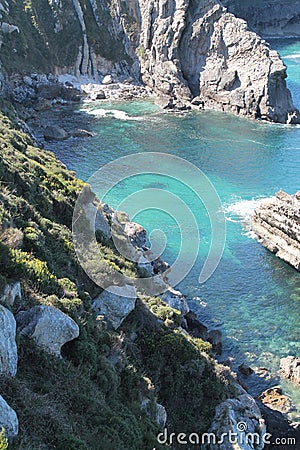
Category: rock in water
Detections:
[
  {"x1": 0, "y1": 395, "x2": 18, "y2": 439},
  {"x1": 137, "y1": 0, "x2": 300, "y2": 123},
  {"x1": 16, "y1": 306, "x2": 79, "y2": 357},
  {"x1": 44, "y1": 125, "x2": 69, "y2": 141},
  {"x1": 280, "y1": 356, "x2": 300, "y2": 385},
  {"x1": 251, "y1": 191, "x2": 300, "y2": 271},
  {"x1": 92, "y1": 285, "x2": 137, "y2": 330},
  {"x1": 258, "y1": 386, "x2": 296, "y2": 414},
  {"x1": 0, "y1": 305, "x2": 18, "y2": 377}
]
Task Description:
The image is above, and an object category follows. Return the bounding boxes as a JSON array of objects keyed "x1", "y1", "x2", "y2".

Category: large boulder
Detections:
[
  {"x1": 203, "y1": 383, "x2": 266, "y2": 450},
  {"x1": 0, "y1": 395, "x2": 18, "y2": 439},
  {"x1": 16, "y1": 306, "x2": 79, "y2": 357},
  {"x1": 124, "y1": 222, "x2": 147, "y2": 248},
  {"x1": 280, "y1": 356, "x2": 300, "y2": 384},
  {"x1": 44, "y1": 125, "x2": 69, "y2": 141},
  {"x1": 258, "y1": 386, "x2": 295, "y2": 414},
  {"x1": 0, "y1": 305, "x2": 17, "y2": 377},
  {"x1": 161, "y1": 288, "x2": 189, "y2": 315},
  {"x1": 92, "y1": 285, "x2": 137, "y2": 330}
]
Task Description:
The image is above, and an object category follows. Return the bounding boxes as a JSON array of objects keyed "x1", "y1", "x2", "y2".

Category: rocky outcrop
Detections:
[
  {"x1": 222, "y1": 0, "x2": 300, "y2": 37},
  {"x1": 0, "y1": 281, "x2": 21, "y2": 306},
  {"x1": 44, "y1": 125, "x2": 69, "y2": 141},
  {"x1": 137, "y1": 0, "x2": 299, "y2": 123},
  {"x1": 16, "y1": 306, "x2": 80, "y2": 357},
  {"x1": 0, "y1": 305, "x2": 17, "y2": 377},
  {"x1": 161, "y1": 288, "x2": 189, "y2": 315},
  {"x1": 280, "y1": 356, "x2": 300, "y2": 384},
  {"x1": 141, "y1": 398, "x2": 167, "y2": 429},
  {"x1": 92, "y1": 284, "x2": 137, "y2": 329},
  {"x1": 203, "y1": 382, "x2": 266, "y2": 450},
  {"x1": 0, "y1": 395, "x2": 18, "y2": 439},
  {"x1": 251, "y1": 191, "x2": 300, "y2": 270}
]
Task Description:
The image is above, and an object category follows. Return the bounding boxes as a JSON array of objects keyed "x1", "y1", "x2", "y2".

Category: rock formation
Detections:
[
  {"x1": 203, "y1": 382, "x2": 266, "y2": 450},
  {"x1": 1, "y1": 1, "x2": 299, "y2": 123},
  {"x1": 0, "y1": 305, "x2": 17, "y2": 377},
  {"x1": 222, "y1": 0, "x2": 300, "y2": 37},
  {"x1": 0, "y1": 395, "x2": 18, "y2": 439},
  {"x1": 251, "y1": 191, "x2": 300, "y2": 270},
  {"x1": 280, "y1": 356, "x2": 300, "y2": 384},
  {"x1": 16, "y1": 306, "x2": 80, "y2": 357},
  {"x1": 0, "y1": 282, "x2": 21, "y2": 307},
  {"x1": 92, "y1": 284, "x2": 137, "y2": 329},
  {"x1": 137, "y1": 0, "x2": 300, "y2": 123}
]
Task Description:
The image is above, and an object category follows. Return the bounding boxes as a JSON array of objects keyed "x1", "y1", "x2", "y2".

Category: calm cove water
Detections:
[{"x1": 46, "y1": 39, "x2": 300, "y2": 418}]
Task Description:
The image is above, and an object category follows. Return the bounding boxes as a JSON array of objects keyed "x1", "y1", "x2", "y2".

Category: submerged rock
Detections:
[
  {"x1": 0, "y1": 305, "x2": 18, "y2": 377},
  {"x1": 16, "y1": 306, "x2": 79, "y2": 357},
  {"x1": 44, "y1": 125, "x2": 69, "y2": 141},
  {"x1": 251, "y1": 190, "x2": 300, "y2": 270},
  {"x1": 0, "y1": 395, "x2": 18, "y2": 439},
  {"x1": 92, "y1": 285, "x2": 137, "y2": 330},
  {"x1": 258, "y1": 386, "x2": 296, "y2": 414}
]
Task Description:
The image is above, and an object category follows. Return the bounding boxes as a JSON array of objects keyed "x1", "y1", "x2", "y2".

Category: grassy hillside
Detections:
[{"x1": 0, "y1": 110, "x2": 234, "y2": 449}]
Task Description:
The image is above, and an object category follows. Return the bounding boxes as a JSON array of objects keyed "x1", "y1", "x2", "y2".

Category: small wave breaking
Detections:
[
  {"x1": 84, "y1": 108, "x2": 142, "y2": 121},
  {"x1": 223, "y1": 196, "x2": 275, "y2": 225}
]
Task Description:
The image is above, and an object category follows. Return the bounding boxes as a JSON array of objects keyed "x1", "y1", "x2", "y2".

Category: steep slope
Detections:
[{"x1": 0, "y1": 109, "x2": 240, "y2": 449}]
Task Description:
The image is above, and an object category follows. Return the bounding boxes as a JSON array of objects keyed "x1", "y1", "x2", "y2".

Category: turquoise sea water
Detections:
[{"x1": 47, "y1": 39, "x2": 300, "y2": 418}]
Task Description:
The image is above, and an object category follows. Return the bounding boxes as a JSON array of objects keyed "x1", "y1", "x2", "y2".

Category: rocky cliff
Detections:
[
  {"x1": 251, "y1": 191, "x2": 300, "y2": 271},
  {"x1": 0, "y1": 0, "x2": 299, "y2": 123},
  {"x1": 222, "y1": 0, "x2": 300, "y2": 37}
]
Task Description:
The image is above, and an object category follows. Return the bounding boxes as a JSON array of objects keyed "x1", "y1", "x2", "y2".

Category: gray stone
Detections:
[
  {"x1": 161, "y1": 288, "x2": 189, "y2": 315},
  {"x1": 0, "y1": 282, "x2": 21, "y2": 306},
  {"x1": 92, "y1": 285, "x2": 137, "y2": 330},
  {"x1": 102, "y1": 74, "x2": 113, "y2": 85},
  {"x1": 0, "y1": 395, "x2": 18, "y2": 439},
  {"x1": 16, "y1": 306, "x2": 79, "y2": 357},
  {"x1": 207, "y1": 329, "x2": 223, "y2": 354},
  {"x1": 124, "y1": 221, "x2": 147, "y2": 248},
  {"x1": 203, "y1": 383, "x2": 266, "y2": 450},
  {"x1": 0, "y1": 305, "x2": 17, "y2": 377},
  {"x1": 141, "y1": 398, "x2": 167, "y2": 430},
  {"x1": 1, "y1": 22, "x2": 19, "y2": 34},
  {"x1": 44, "y1": 125, "x2": 69, "y2": 141}
]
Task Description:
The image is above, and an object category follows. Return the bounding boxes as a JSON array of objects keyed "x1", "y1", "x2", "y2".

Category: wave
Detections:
[
  {"x1": 83, "y1": 108, "x2": 143, "y2": 121},
  {"x1": 284, "y1": 53, "x2": 300, "y2": 60},
  {"x1": 223, "y1": 196, "x2": 275, "y2": 224}
]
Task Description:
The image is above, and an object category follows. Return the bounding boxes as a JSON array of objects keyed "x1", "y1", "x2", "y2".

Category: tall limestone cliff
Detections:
[{"x1": 0, "y1": 0, "x2": 299, "y2": 123}]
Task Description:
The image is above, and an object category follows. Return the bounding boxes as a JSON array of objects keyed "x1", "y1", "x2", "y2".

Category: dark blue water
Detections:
[{"x1": 49, "y1": 39, "x2": 300, "y2": 418}]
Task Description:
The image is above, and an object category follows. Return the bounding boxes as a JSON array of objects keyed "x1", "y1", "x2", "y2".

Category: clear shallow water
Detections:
[{"x1": 47, "y1": 39, "x2": 300, "y2": 418}]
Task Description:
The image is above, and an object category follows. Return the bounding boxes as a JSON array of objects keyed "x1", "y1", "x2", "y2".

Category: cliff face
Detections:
[
  {"x1": 0, "y1": 0, "x2": 299, "y2": 123},
  {"x1": 222, "y1": 0, "x2": 300, "y2": 37},
  {"x1": 137, "y1": 0, "x2": 299, "y2": 123},
  {"x1": 251, "y1": 191, "x2": 300, "y2": 271}
]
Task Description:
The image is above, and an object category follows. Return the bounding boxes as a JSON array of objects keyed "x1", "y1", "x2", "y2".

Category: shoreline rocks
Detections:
[
  {"x1": 251, "y1": 190, "x2": 300, "y2": 271},
  {"x1": 280, "y1": 356, "x2": 300, "y2": 385}
]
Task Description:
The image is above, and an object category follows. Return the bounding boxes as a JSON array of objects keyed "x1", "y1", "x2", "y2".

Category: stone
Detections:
[
  {"x1": 1, "y1": 22, "x2": 19, "y2": 34},
  {"x1": 238, "y1": 363, "x2": 254, "y2": 376},
  {"x1": 16, "y1": 305, "x2": 79, "y2": 357},
  {"x1": 258, "y1": 386, "x2": 296, "y2": 414},
  {"x1": 0, "y1": 282, "x2": 21, "y2": 306},
  {"x1": 204, "y1": 382, "x2": 266, "y2": 450},
  {"x1": 0, "y1": 305, "x2": 18, "y2": 377},
  {"x1": 137, "y1": 0, "x2": 299, "y2": 124},
  {"x1": 207, "y1": 329, "x2": 223, "y2": 354},
  {"x1": 184, "y1": 311, "x2": 208, "y2": 340},
  {"x1": 92, "y1": 285, "x2": 137, "y2": 330},
  {"x1": 102, "y1": 74, "x2": 113, "y2": 85},
  {"x1": 251, "y1": 190, "x2": 300, "y2": 271},
  {"x1": 71, "y1": 129, "x2": 94, "y2": 138},
  {"x1": 280, "y1": 356, "x2": 300, "y2": 384},
  {"x1": 141, "y1": 398, "x2": 167, "y2": 430},
  {"x1": 124, "y1": 221, "x2": 147, "y2": 248},
  {"x1": 0, "y1": 395, "x2": 18, "y2": 439},
  {"x1": 161, "y1": 288, "x2": 189, "y2": 315},
  {"x1": 96, "y1": 90, "x2": 106, "y2": 100},
  {"x1": 44, "y1": 125, "x2": 69, "y2": 141}
]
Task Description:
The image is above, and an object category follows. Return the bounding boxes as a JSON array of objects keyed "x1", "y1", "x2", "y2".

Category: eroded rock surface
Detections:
[{"x1": 251, "y1": 190, "x2": 300, "y2": 270}]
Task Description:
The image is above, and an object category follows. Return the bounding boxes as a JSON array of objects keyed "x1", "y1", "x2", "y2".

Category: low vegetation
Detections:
[{"x1": 0, "y1": 111, "x2": 234, "y2": 449}]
